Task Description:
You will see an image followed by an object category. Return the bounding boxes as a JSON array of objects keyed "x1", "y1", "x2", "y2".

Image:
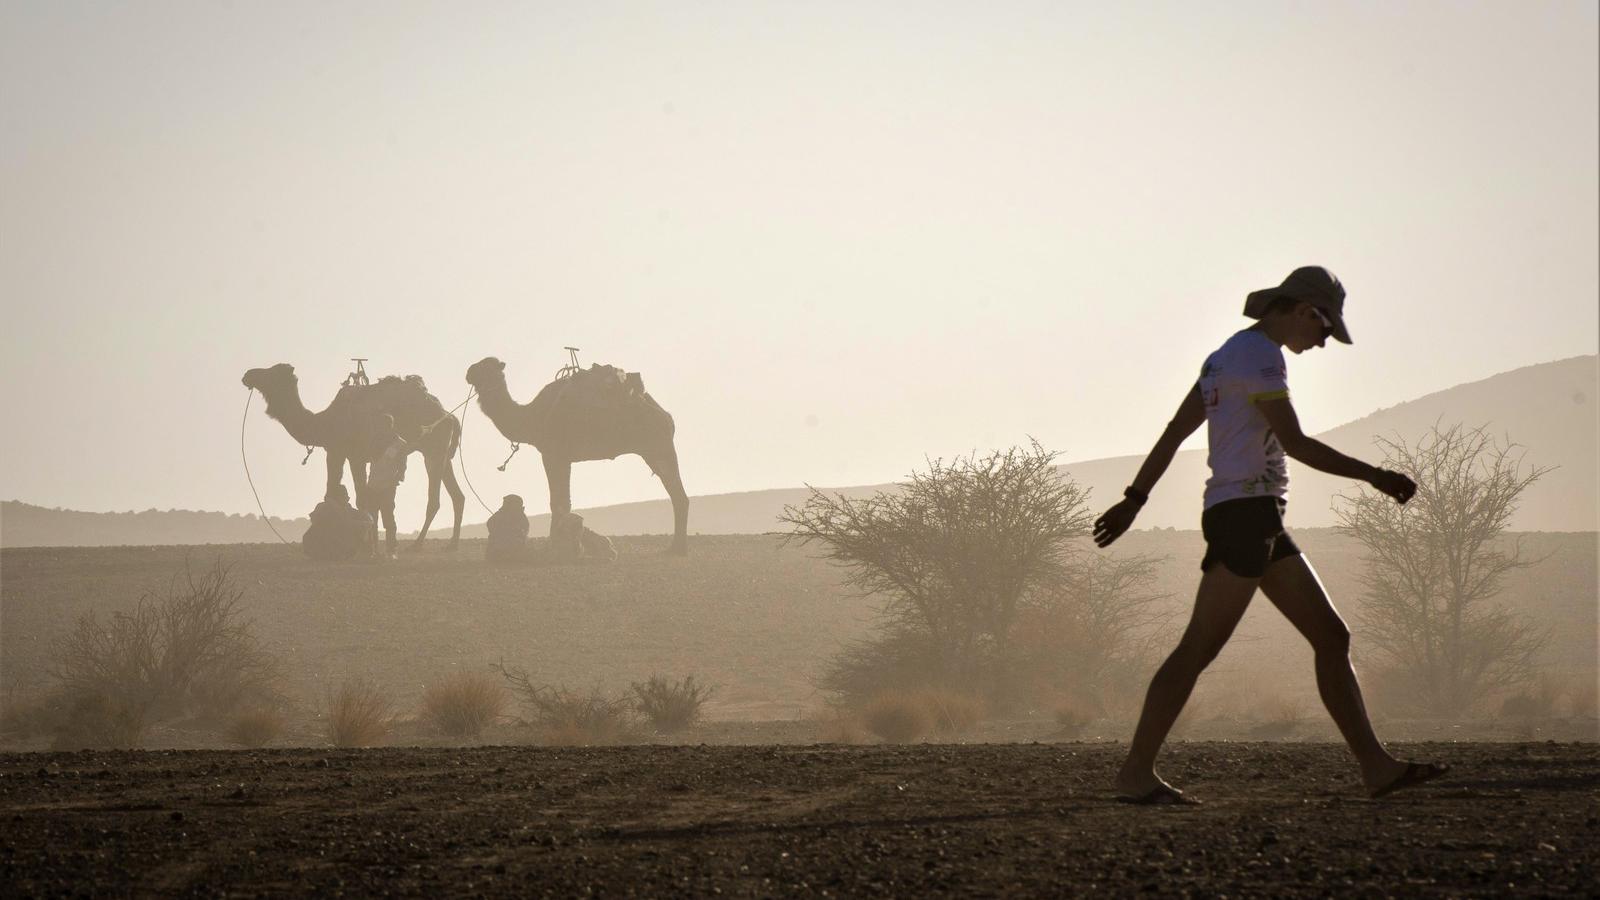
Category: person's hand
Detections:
[
  {"x1": 1093, "y1": 498, "x2": 1141, "y2": 548},
  {"x1": 1370, "y1": 468, "x2": 1417, "y2": 505}
]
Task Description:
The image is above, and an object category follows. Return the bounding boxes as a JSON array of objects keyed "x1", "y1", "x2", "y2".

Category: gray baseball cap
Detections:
[{"x1": 1243, "y1": 266, "x2": 1352, "y2": 344}]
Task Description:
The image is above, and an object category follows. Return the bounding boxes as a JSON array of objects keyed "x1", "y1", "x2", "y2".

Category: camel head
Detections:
[
  {"x1": 241, "y1": 363, "x2": 298, "y2": 397},
  {"x1": 465, "y1": 357, "x2": 508, "y2": 393},
  {"x1": 365, "y1": 416, "x2": 410, "y2": 507}
]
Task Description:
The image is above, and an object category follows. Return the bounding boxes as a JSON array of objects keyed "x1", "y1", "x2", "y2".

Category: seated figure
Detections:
[
  {"x1": 302, "y1": 484, "x2": 375, "y2": 561},
  {"x1": 485, "y1": 494, "x2": 530, "y2": 562},
  {"x1": 550, "y1": 511, "x2": 618, "y2": 563}
]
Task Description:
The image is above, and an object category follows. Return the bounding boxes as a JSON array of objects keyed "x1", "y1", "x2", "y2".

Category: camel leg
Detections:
[
  {"x1": 380, "y1": 503, "x2": 398, "y2": 558},
  {"x1": 412, "y1": 453, "x2": 445, "y2": 550},
  {"x1": 324, "y1": 453, "x2": 345, "y2": 501},
  {"x1": 646, "y1": 444, "x2": 689, "y2": 555},
  {"x1": 544, "y1": 455, "x2": 572, "y2": 536},
  {"x1": 350, "y1": 460, "x2": 369, "y2": 511},
  {"x1": 440, "y1": 457, "x2": 465, "y2": 550}
]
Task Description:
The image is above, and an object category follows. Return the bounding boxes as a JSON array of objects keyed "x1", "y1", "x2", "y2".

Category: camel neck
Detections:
[
  {"x1": 261, "y1": 390, "x2": 325, "y2": 447},
  {"x1": 475, "y1": 381, "x2": 531, "y2": 434}
]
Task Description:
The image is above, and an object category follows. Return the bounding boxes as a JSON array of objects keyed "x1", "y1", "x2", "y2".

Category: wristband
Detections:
[{"x1": 1123, "y1": 486, "x2": 1149, "y2": 507}]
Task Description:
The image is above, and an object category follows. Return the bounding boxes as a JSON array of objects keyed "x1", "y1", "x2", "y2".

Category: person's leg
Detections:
[
  {"x1": 1258, "y1": 553, "x2": 1411, "y2": 793},
  {"x1": 1116, "y1": 564, "x2": 1259, "y2": 797}
]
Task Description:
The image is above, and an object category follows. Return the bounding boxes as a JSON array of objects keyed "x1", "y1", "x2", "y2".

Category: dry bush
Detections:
[
  {"x1": 421, "y1": 671, "x2": 508, "y2": 738},
  {"x1": 1249, "y1": 694, "x2": 1307, "y2": 740},
  {"x1": 1054, "y1": 699, "x2": 1094, "y2": 739},
  {"x1": 913, "y1": 688, "x2": 984, "y2": 734},
  {"x1": 325, "y1": 677, "x2": 395, "y2": 748},
  {"x1": 1336, "y1": 424, "x2": 1551, "y2": 718},
  {"x1": 784, "y1": 443, "x2": 1095, "y2": 707},
  {"x1": 860, "y1": 691, "x2": 933, "y2": 744},
  {"x1": 495, "y1": 662, "x2": 640, "y2": 745},
  {"x1": 44, "y1": 560, "x2": 280, "y2": 749},
  {"x1": 630, "y1": 674, "x2": 715, "y2": 734},
  {"x1": 226, "y1": 707, "x2": 285, "y2": 748}
]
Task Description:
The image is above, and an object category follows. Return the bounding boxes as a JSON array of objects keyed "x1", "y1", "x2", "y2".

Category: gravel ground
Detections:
[{"x1": 2, "y1": 741, "x2": 1596, "y2": 897}]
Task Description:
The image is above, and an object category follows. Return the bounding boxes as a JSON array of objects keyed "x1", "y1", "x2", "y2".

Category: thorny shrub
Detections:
[
  {"x1": 495, "y1": 661, "x2": 640, "y2": 746},
  {"x1": 46, "y1": 559, "x2": 281, "y2": 749},
  {"x1": 630, "y1": 674, "x2": 715, "y2": 733},
  {"x1": 325, "y1": 676, "x2": 395, "y2": 748},
  {"x1": 421, "y1": 671, "x2": 508, "y2": 738},
  {"x1": 784, "y1": 446, "x2": 1172, "y2": 713}
]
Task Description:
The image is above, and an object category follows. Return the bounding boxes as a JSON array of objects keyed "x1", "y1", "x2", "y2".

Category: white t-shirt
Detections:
[{"x1": 1199, "y1": 329, "x2": 1290, "y2": 509}]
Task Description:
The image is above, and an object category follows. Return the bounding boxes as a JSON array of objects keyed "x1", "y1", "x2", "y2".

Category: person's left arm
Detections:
[{"x1": 1256, "y1": 397, "x2": 1416, "y2": 502}]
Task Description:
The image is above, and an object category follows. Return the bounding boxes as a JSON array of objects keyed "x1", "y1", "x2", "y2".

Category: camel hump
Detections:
[{"x1": 579, "y1": 364, "x2": 648, "y2": 398}]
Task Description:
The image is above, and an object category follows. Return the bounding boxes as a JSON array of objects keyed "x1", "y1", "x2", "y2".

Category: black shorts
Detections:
[{"x1": 1200, "y1": 497, "x2": 1301, "y2": 578}]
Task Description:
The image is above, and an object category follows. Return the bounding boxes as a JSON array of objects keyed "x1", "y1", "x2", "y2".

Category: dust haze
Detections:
[{"x1": 2, "y1": 2, "x2": 1597, "y2": 895}]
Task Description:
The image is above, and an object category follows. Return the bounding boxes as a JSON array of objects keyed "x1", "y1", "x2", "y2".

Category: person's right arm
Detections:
[{"x1": 1093, "y1": 385, "x2": 1205, "y2": 547}]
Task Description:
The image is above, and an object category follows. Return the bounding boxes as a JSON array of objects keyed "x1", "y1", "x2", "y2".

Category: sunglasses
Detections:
[{"x1": 1309, "y1": 306, "x2": 1335, "y2": 340}]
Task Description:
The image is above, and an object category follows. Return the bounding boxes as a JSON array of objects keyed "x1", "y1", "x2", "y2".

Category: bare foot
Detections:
[
  {"x1": 1368, "y1": 761, "x2": 1449, "y2": 799},
  {"x1": 1115, "y1": 766, "x2": 1179, "y2": 801}
]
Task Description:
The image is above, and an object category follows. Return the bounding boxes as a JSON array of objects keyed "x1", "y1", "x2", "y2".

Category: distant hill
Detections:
[
  {"x1": 3, "y1": 355, "x2": 1594, "y2": 546},
  {"x1": 533, "y1": 354, "x2": 1597, "y2": 536},
  {"x1": 0, "y1": 502, "x2": 308, "y2": 548}
]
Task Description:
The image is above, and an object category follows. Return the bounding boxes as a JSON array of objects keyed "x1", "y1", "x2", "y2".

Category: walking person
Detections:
[{"x1": 1094, "y1": 266, "x2": 1448, "y2": 804}]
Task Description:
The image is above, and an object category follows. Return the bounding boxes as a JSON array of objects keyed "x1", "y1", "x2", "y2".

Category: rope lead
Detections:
[
  {"x1": 455, "y1": 389, "x2": 496, "y2": 515},
  {"x1": 241, "y1": 389, "x2": 294, "y2": 545},
  {"x1": 497, "y1": 442, "x2": 521, "y2": 472}
]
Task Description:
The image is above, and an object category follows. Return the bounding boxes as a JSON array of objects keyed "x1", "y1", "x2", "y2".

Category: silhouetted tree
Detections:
[
  {"x1": 1335, "y1": 423, "x2": 1551, "y2": 718},
  {"x1": 1014, "y1": 552, "x2": 1174, "y2": 714},
  {"x1": 781, "y1": 442, "x2": 1095, "y2": 702}
]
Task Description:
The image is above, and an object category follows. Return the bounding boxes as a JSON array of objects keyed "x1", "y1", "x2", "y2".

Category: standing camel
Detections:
[
  {"x1": 241, "y1": 364, "x2": 465, "y2": 552},
  {"x1": 465, "y1": 356, "x2": 689, "y2": 555}
]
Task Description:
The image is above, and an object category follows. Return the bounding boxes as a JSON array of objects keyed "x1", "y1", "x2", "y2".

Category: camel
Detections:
[
  {"x1": 240, "y1": 364, "x2": 465, "y2": 552},
  {"x1": 465, "y1": 356, "x2": 689, "y2": 555}
]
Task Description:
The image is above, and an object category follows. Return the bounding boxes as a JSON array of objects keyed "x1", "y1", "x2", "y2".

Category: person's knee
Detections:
[
  {"x1": 1168, "y1": 638, "x2": 1223, "y2": 674},
  {"x1": 1313, "y1": 621, "x2": 1352, "y2": 659}
]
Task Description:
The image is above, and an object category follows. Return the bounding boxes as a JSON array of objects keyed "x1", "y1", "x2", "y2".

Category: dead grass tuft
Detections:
[
  {"x1": 1566, "y1": 676, "x2": 1598, "y2": 719},
  {"x1": 325, "y1": 677, "x2": 394, "y2": 748},
  {"x1": 631, "y1": 674, "x2": 715, "y2": 734},
  {"x1": 495, "y1": 661, "x2": 640, "y2": 745},
  {"x1": 913, "y1": 688, "x2": 985, "y2": 734},
  {"x1": 1500, "y1": 675, "x2": 1564, "y2": 720},
  {"x1": 1053, "y1": 698, "x2": 1094, "y2": 739},
  {"x1": 226, "y1": 706, "x2": 285, "y2": 748},
  {"x1": 861, "y1": 691, "x2": 933, "y2": 744},
  {"x1": 421, "y1": 671, "x2": 507, "y2": 738},
  {"x1": 51, "y1": 691, "x2": 146, "y2": 750},
  {"x1": 1249, "y1": 694, "x2": 1307, "y2": 739},
  {"x1": 817, "y1": 711, "x2": 868, "y2": 744}
]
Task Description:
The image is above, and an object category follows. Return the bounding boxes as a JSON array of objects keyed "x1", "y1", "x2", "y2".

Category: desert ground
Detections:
[
  {"x1": 2, "y1": 534, "x2": 1596, "y2": 894},
  {"x1": 2, "y1": 742, "x2": 1597, "y2": 896}
]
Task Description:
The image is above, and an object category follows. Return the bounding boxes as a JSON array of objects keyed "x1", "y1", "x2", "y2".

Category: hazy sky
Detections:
[{"x1": 2, "y1": 1, "x2": 1596, "y2": 524}]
